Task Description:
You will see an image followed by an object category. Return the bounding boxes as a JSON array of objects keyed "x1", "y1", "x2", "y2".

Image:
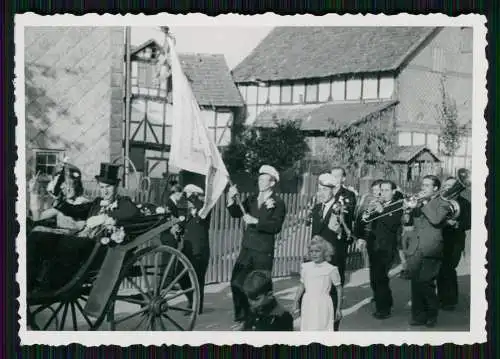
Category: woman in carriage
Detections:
[{"x1": 27, "y1": 162, "x2": 140, "y2": 293}]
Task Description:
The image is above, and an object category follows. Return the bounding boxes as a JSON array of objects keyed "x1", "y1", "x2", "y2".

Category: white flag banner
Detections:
[{"x1": 167, "y1": 36, "x2": 229, "y2": 219}]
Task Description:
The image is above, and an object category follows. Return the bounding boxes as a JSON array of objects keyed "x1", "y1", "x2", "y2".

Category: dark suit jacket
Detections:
[
  {"x1": 228, "y1": 192, "x2": 286, "y2": 254},
  {"x1": 310, "y1": 187, "x2": 356, "y2": 244},
  {"x1": 55, "y1": 195, "x2": 140, "y2": 223},
  {"x1": 243, "y1": 300, "x2": 294, "y2": 331},
  {"x1": 364, "y1": 200, "x2": 403, "y2": 252},
  {"x1": 404, "y1": 196, "x2": 450, "y2": 258},
  {"x1": 183, "y1": 210, "x2": 212, "y2": 257}
]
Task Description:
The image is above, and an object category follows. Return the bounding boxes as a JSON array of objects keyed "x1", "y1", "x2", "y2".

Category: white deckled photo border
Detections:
[{"x1": 15, "y1": 12, "x2": 488, "y2": 346}]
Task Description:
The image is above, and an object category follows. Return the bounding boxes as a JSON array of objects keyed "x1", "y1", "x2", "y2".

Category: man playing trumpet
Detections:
[
  {"x1": 402, "y1": 175, "x2": 453, "y2": 328},
  {"x1": 357, "y1": 180, "x2": 403, "y2": 319}
]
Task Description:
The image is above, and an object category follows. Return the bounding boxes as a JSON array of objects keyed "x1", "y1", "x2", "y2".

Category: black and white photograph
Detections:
[{"x1": 16, "y1": 13, "x2": 487, "y2": 346}]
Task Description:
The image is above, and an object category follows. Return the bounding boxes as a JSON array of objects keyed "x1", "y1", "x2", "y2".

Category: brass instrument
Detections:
[{"x1": 362, "y1": 168, "x2": 471, "y2": 223}]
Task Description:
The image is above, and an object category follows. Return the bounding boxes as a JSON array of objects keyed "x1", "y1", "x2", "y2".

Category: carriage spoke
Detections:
[
  {"x1": 125, "y1": 277, "x2": 151, "y2": 301},
  {"x1": 74, "y1": 299, "x2": 94, "y2": 328},
  {"x1": 43, "y1": 302, "x2": 64, "y2": 330},
  {"x1": 157, "y1": 315, "x2": 167, "y2": 330},
  {"x1": 162, "y1": 313, "x2": 185, "y2": 331},
  {"x1": 167, "y1": 305, "x2": 194, "y2": 314},
  {"x1": 132, "y1": 312, "x2": 149, "y2": 330},
  {"x1": 113, "y1": 306, "x2": 149, "y2": 325},
  {"x1": 162, "y1": 287, "x2": 194, "y2": 302},
  {"x1": 159, "y1": 254, "x2": 176, "y2": 291},
  {"x1": 58, "y1": 302, "x2": 70, "y2": 331},
  {"x1": 162, "y1": 267, "x2": 188, "y2": 295},
  {"x1": 139, "y1": 259, "x2": 152, "y2": 294},
  {"x1": 70, "y1": 302, "x2": 78, "y2": 331},
  {"x1": 114, "y1": 295, "x2": 148, "y2": 306},
  {"x1": 153, "y1": 253, "x2": 161, "y2": 297}
]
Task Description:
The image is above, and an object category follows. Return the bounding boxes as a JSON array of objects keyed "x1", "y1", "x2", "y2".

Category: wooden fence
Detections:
[{"x1": 29, "y1": 182, "x2": 366, "y2": 285}]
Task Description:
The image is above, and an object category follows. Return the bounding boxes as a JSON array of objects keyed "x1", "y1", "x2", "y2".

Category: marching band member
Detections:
[
  {"x1": 403, "y1": 175, "x2": 450, "y2": 328},
  {"x1": 177, "y1": 184, "x2": 212, "y2": 315},
  {"x1": 304, "y1": 172, "x2": 351, "y2": 331},
  {"x1": 436, "y1": 177, "x2": 471, "y2": 311},
  {"x1": 353, "y1": 179, "x2": 383, "y2": 249},
  {"x1": 226, "y1": 165, "x2": 287, "y2": 325},
  {"x1": 329, "y1": 167, "x2": 357, "y2": 286},
  {"x1": 359, "y1": 180, "x2": 403, "y2": 319}
]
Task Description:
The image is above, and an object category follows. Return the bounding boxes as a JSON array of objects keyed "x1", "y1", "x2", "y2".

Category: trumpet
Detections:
[{"x1": 362, "y1": 168, "x2": 471, "y2": 223}]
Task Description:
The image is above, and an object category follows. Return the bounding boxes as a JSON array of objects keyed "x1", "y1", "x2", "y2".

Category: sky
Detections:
[{"x1": 131, "y1": 26, "x2": 273, "y2": 70}]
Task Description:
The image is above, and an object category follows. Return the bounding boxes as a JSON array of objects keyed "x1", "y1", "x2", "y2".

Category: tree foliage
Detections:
[
  {"x1": 309, "y1": 119, "x2": 395, "y2": 177},
  {"x1": 223, "y1": 120, "x2": 309, "y2": 176},
  {"x1": 436, "y1": 76, "x2": 467, "y2": 157}
]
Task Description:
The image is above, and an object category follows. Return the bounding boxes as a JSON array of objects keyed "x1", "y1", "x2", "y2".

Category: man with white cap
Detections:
[
  {"x1": 177, "y1": 184, "x2": 212, "y2": 315},
  {"x1": 226, "y1": 165, "x2": 287, "y2": 325}
]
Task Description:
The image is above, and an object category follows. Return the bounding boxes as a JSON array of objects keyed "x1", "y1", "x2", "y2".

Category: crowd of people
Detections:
[{"x1": 26, "y1": 160, "x2": 471, "y2": 332}]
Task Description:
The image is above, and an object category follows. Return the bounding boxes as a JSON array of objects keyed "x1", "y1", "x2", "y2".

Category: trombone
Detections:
[{"x1": 362, "y1": 168, "x2": 471, "y2": 224}]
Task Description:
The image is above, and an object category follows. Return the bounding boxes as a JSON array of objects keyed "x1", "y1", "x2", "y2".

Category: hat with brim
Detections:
[
  {"x1": 95, "y1": 163, "x2": 121, "y2": 186},
  {"x1": 259, "y1": 165, "x2": 280, "y2": 182},
  {"x1": 183, "y1": 184, "x2": 204, "y2": 197},
  {"x1": 318, "y1": 173, "x2": 335, "y2": 188}
]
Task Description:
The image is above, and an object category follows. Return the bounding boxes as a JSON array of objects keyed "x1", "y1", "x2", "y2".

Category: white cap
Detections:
[
  {"x1": 318, "y1": 173, "x2": 335, "y2": 188},
  {"x1": 183, "y1": 184, "x2": 204, "y2": 196},
  {"x1": 259, "y1": 165, "x2": 280, "y2": 182}
]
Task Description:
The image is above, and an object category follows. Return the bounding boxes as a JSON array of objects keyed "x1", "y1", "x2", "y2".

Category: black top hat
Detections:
[{"x1": 95, "y1": 163, "x2": 121, "y2": 185}]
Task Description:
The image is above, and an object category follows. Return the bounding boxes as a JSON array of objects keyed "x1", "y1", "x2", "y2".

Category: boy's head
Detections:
[{"x1": 243, "y1": 270, "x2": 274, "y2": 312}]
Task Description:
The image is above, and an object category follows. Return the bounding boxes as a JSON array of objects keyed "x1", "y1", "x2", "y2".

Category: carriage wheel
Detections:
[
  {"x1": 105, "y1": 245, "x2": 200, "y2": 331},
  {"x1": 27, "y1": 282, "x2": 107, "y2": 331}
]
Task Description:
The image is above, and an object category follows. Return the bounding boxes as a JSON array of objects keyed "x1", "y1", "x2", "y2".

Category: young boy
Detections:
[{"x1": 241, "y1": 270, "x2": 294, "y2": 331}]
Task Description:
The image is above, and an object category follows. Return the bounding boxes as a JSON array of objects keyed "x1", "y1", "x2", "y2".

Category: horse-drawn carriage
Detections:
[{"x1": 27, "y1": 190, "x2": 202, "y2": 331}]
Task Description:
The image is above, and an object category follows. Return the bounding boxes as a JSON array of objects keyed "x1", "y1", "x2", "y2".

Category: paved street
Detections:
[
  {"x1": 30, "y1": 253, "x2": 470, "y2": 332},
  {"x1": 191, "y1": 255, "x2": 471, "y2": 331}
]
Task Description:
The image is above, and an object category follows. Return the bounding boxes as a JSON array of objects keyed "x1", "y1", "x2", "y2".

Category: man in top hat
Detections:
[
  {"x1": 226, "y1": 165, "x2": 287, "y2": 325},
  {"x1": 177, "y1": 184, "x2": 212, "y2": 315},
  {"x1": 28, "y1": 163, "x2": 140, "y2": 292}
]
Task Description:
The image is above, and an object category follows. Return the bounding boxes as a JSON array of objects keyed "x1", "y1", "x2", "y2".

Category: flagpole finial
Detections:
[{"x1": 160, "y1": 26, "x2": 170, "y2": 35}]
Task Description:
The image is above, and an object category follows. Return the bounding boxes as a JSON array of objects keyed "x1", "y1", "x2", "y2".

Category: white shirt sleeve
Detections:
[{"x1": 330, "y1": 266, "x2": 341, "y2": 287}]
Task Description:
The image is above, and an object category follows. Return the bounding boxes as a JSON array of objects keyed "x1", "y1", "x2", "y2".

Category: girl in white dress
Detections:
[{"x1": 293, "y1": 236, "x2": 343, "y2": 331}]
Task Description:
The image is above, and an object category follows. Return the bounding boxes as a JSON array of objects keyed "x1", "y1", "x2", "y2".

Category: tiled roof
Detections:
[
  {"x1": 254, "y1": 100, "x2": 398, "y2": 131},
  {"x1": 232, "y1": 27, "x2": 437, "y2": 82},
  {"x1": 384, "y1": 145, "x2": 440, "y2": 163},
  {"x1": 132, "y1": 41, "x2": 244, "y2": 107}
]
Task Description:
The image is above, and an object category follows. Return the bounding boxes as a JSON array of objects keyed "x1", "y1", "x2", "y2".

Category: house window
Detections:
[
  {"x1": 238, "y1": 85, "x2": 247, "y2": 102},
  {"x1": 362, "y1": 75, "x2": 378, "y2": 99},
  {"x1": 346, "y1": 77, "x2": 362, "y2": 100},
  {"x1": 257, "y1": 84, "x2": 269, "y2": 105},
  {"x1": 34, "y1": 150, "x2": 63, "y2": 176},
  {"x1": 318, "y1": 80, "x2": 330, "y2": 102},
  {"x1": 211, "y1": 111, "x2": 232, "y2": 146},
  {"x1": 398, "y1": 132, "x2": 412, "y2": 146},
  {"x1": 280, "y1": 83, "x2": 292, "y2": 104},
  {"x1": 432, "y1": 47, "x2": 446, "y2": 72},
  {"x1": 331, "y1": 78, "x2": 345, "y2": 101},
  {"x1": 379, "y1": 75, "x2": 395, "y2": 98},
  {"x1": 293, "y1": 82, "x2": 305, "y2": 104},
  {"x1": 305, "y1": 81, "x2": 319, "y2": 103},
  {"x1": 269, "y1": 84, "x2": 280, "y2": 104},
  {"x1": 246, "y1": 85, "x2": 258, "y2": 105},
  {"x1": 413, "y1": 132, "x2": 426, "y2": 145}
]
